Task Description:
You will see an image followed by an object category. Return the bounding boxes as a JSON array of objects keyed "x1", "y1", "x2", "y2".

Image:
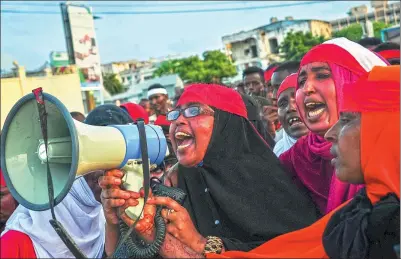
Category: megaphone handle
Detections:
[
  {"x1": 32, "y1": 88, "x2": 88, "y2": 259},
  {"x1": 111, "y1": 119, "x2": 151, "y2": 258}
]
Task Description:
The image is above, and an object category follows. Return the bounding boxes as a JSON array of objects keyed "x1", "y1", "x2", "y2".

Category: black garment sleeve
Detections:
[
  {"x1": 323, "y1": 189, "x2": 400, "y2": 259},
  {"x1": 221, "y1": 237, "x2": 265, "y2": 252}
]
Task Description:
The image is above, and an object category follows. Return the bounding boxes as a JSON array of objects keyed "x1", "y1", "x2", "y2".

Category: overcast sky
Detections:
[{"x1": 1, "y1": 1, "x2": 381, "y2": 70}]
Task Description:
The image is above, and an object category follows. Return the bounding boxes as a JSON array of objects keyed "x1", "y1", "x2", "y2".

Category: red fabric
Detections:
[
  {"x1": 154, "y1": 114, "x2": 171, "y2": 127},
  {"x1": 279, "y1": 132, "x2": 334, "y2": 215},
  {"x1": 264, "y1": 66, "x2": 278, "y2": 82},
  {"x1": 120, "y1": 102, "x2": 149, "y2": 124},
  {"x1": 0, "y1": 230, "x2": 37, "y2": 258},
  {"x1": 276, "y1": 73, "x2": 297, "y2": 98},
  {"x1": 340, "y1": 65, "x2": 400, "y2": 113},
  {"x1": 177, "y1": 83, "x2": 248, "y2": 119},
  {"x1": 300, "y1": 43, "x2": 367, "y2": 77},
  {"x1": 0, "y1": 168, "x2": 6, "y2": 187},
  {"x1": 377, "y1": 49, "x2": 400, "y2": 60}
]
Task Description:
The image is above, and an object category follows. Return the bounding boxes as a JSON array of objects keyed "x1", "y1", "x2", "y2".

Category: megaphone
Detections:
[{"x1": 0, "y1": 92, "x2": 167, "y2": 219}]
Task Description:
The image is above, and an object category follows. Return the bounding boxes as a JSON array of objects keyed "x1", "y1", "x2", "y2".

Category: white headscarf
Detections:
[
  {"x1": 273, "y1": 130, "x2": 298, "y2": 157},
  {"x1": 1, "y1": 177, "x2": 105, "y2": 258}
]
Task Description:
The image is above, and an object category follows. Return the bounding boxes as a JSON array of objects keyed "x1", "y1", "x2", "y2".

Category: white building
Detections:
[{"x1": 222, "y1": 17, "x2": 331, "y2": 77}]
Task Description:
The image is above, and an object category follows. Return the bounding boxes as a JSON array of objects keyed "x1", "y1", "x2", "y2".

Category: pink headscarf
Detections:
[{"x1": 280, "y1": 38, "x2": 388, "y2": 214}]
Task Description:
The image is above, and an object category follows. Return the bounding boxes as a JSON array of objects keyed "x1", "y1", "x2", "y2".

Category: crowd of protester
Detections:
[{"x1": 0, "y1": 36, "x2": 400, "y2": 259}]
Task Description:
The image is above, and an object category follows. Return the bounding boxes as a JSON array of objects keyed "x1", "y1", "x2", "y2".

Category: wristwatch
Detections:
[{"x1": 203, "y1": 236, "x2": 224, "y2": 255}]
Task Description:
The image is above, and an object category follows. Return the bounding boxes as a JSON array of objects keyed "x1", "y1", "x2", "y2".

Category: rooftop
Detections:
[{"x1": 222, "y1": 18, "x2": 330, "y2": 41}]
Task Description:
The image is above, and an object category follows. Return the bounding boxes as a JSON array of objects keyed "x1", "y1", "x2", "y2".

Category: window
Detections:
[
  {"x1": 250, "y1": 45, "x2": 258, "y2": 58},
  {"x1": 269, "y1": 38, "x2": 279, "y2": 54},
  {"x1": 244, "y1": 49, "x2": 250, "y2": 56}
]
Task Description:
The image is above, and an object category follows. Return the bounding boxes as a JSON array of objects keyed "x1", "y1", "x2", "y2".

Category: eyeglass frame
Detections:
[{"x1": 166, "y1": 105, "x2": 214, "y2": 121}]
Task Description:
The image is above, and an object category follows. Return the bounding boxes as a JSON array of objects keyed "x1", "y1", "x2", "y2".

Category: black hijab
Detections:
[{"x1": 177, "y1": 107, "x2": 319, "y2": 251}]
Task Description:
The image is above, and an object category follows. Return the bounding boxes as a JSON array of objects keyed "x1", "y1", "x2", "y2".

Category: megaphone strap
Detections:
[{"x1": 32, "y1": 88, "x2": 87, "y2": 259}]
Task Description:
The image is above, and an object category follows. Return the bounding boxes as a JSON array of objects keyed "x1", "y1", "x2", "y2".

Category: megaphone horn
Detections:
[{"x1": 1, "y1": 92, "x2": 167, "y2": 213}]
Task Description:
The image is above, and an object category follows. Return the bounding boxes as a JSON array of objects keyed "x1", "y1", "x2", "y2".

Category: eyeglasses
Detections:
[{"x1": 166, "y1": 106, "x2": 213, "y2": 121}]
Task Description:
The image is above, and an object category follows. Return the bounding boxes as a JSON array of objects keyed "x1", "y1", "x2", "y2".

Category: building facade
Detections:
[
  {"x1": 330, "y1": 1, "x2": 400, "y2": 32},
  {"x1": 1, "y1": 63, "x2": 85, "y2": 128},
  {"x1": 222, "y1": 17, "x2": 331, "y2": 75}
]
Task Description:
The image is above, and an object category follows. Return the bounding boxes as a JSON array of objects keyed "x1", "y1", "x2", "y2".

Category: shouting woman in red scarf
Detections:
[
  {"x1": 207, "y1": 65, "x2": 400, "y2": 259},
  {"x1": 100, "y1": 83, "x2": 319, "y2": 258},
  {"x1": 279, "y1": 37, "x2": 388, "y2": 216}
]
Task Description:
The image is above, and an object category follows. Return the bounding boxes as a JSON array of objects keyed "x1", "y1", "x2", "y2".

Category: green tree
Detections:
[
  {"x1": 332, "y1": 21, "x2": 392, "y2": 41},
  {"x1": 332, "y1": 23, "x2": 363, "y2": 41},
  {"x1": 373, "y1": 21, "x2": 392, "y2": 38},
  {"x1": 153, "y1": 59, "x2": 181, "y2": 77},
  {"x1": 280, "y1": 31, "x2": 326, "y2": 61},
  {"x1": 203, "y1": 50, "x2": 237, "y2": 83},
  {"x1": 103, "y1": 73, "x2": 124, "y2": 95},
  {"x1": 153, "y1": 50, "x2": 237, "y2": 83}
]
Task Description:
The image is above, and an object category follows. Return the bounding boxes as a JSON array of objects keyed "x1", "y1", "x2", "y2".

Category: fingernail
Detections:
[{"x1": 115, "y1": 179, "x2": 121, "y2": 184}]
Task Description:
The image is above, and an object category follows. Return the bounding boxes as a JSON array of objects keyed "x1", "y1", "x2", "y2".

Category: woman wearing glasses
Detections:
[{"x1": 99, "y1": 84, "x2": 319, "y2": 258}]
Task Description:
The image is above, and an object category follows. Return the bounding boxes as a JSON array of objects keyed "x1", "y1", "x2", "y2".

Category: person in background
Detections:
[
  {"x1": 243, "y1": 66, "x2": 266, "y2": 97},
  {"x1": 120, "y1": 102, "x2": 149, "y2": 124},
  {"x1": 234, "y1": 81, "x2": 246, "y2": 95},
  {"x1": 70, "y1": 111, "x2": 86, "y2": 122},
  {"x1": 264, "y1": 61, "x2": 301, "y2": 142},
  {"x1": 173, "y1": 87, "x2": 185, "y2": 107},
  {"x1": 279, "y1": 37, "x2": 387, "y2": 216},
  {"x1": 263, "y1": 62, "x2": 281, "y2": 99},
  {"x1": 373, "y1": 42, "x2": 400, "y2": 65},
  {"x1": 241, "y1": 94, "x2": 276, "y2": 148},
  {"x1": 357, "y1": 37, "x2": 382, "y2": 50},
  {"x1": 0, "y1": 169, "x2": 18, "y2": 234},
  {"x1": 207, "y1": 65, "x2": 400, "y2": 259},
  {"x1": 100, "y1": 84, "x2": 318, "y2": 258},
  {"x1": 139, "y1": 98, "x2": 156, "y2": 124},
  {"x1": 273, "y1": 73, "x2": 309, "y2": 157},
  {"x1": 148, "y1": 83, "x2": 170, "y2": 116}
]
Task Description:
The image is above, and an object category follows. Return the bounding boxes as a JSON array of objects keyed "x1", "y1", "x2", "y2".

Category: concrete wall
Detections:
[{"x1": 1, "y1": 66, "x2": 85, "y2": 129}]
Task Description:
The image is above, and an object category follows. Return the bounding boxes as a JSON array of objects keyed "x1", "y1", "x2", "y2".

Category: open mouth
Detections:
[
  {"x1": 175, "y1": 131, "x2": 194, "y2": 151},
  {"x1": 305, "y1": 102, "x2": 326, "y2": 118},
  {"x1": 287, "y1": 116, "x2": 304, "y2": 127}
]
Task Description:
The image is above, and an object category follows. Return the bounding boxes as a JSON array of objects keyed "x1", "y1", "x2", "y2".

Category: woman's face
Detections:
[
  {"x1": 169, "y1": 103, "x2": 214, "y2": 167},
  {"x1": 325, "y1": 112, "x2": 363, "y2": 184},
  {"x1": 297, "y1": 62, "x2": 338, "y2": 136}
]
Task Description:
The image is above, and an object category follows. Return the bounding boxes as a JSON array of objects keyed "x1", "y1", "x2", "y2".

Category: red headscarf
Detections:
[
  {"x1": 176, "y1": 83, "x2": 247, "y2": 119},
  {"x1": 276, "y1": 73, "x2": 297, "y2": 98},
  {"x1": 280, "y1": 38, "x2": 388, "y2": 215},
  {"x1": 154, "y1": 115, "x2": 171, "y2": 127},
  {"x1": 207, "y1": 65, "x2": 400, "y2": 259},
  {"x1": 376, "y1": 49, "x2": 400, "y2": 60},
  {"x1": 264, "y1": 66, "x2": 278, "y2": 82},
  {"x1": 120, "y1": 102, "x2": 149, "y2": 124}
]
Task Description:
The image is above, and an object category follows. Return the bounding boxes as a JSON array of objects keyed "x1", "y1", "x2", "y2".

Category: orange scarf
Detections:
[{"x1": 207, "y1": 65, "x2": 400, "y2": 259}]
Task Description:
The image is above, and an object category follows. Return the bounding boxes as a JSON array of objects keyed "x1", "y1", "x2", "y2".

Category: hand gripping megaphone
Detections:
[{"x1": 0, "y1": 89, "x2": 181, "y2": 258}]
